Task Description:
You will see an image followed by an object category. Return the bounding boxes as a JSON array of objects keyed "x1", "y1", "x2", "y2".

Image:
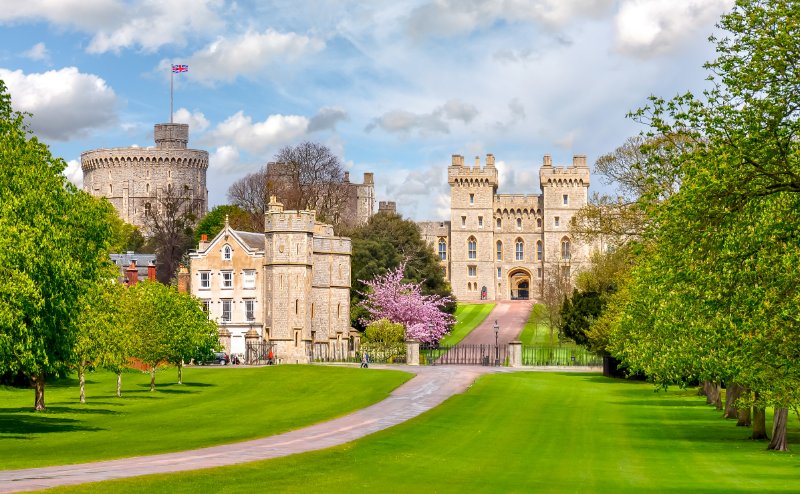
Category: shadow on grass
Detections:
[{"x1": 0, "y1": 414, "x2": 104, "y2": 435}]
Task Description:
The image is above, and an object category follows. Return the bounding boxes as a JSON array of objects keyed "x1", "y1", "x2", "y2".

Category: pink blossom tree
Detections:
[{"x1": 359, "y1": 262, "x2": 455, "y2": 343}]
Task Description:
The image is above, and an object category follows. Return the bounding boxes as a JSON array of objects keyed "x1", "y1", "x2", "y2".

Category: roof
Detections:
[{"x1": 232, "y1": 230, "x2": 265, "y2": 251}]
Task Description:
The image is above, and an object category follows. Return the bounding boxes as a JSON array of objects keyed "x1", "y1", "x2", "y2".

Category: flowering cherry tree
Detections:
[{"x1": 359, "y1": 262, "x2": 455, "y2": 343}]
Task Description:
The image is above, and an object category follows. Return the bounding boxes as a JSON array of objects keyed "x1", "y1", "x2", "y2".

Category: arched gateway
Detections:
[{"x1": 509, "y1": 268, "x2": 531, "y2": 300}]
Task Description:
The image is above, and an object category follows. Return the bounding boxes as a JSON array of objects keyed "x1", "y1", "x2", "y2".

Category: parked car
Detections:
[{"x1": 201, "y1": 352, "x2": 229, "y2": 365}]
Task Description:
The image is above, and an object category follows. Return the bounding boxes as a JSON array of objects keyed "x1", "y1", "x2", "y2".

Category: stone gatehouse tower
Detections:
[
  {"x1": 419, "y1": 153, "x2": 593, "y2": 301},
  {"x1": 81, "y1": 123, "x2": 208, "y2": 230}
]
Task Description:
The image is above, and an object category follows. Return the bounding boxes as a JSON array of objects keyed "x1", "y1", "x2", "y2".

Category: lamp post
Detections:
[{"x1": 493, "y1": 320, "x2": 500, "y2": 366}]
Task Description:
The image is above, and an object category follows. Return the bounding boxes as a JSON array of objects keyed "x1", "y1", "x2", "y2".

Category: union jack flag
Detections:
[{"x1": 172, "y1": 64, "x2": 188, "y2": 73}]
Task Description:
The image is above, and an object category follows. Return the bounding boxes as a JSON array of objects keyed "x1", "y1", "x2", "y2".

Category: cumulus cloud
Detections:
[
  {"x1": 366, "y1": 99, "x2": 478, "y2": 135},
  {"x1": 209, "y1": 145, "x2": 241, "y2": 172},
  {"x1": 171, "y1": 29, "x2": 325, "y2": 83},
  {"x1": 383, "y1": 164, "x2": 451, "y2": 220},
  {"x1": 308, "y1": 106, "x2": 349, "y2": 132},
  {"x1": 63, "y1": 159, "x2": 83, "y2": 188},
  {"x1": 0, "y1": 67, "x2": 117, "y2": 140},
  {"x1": 407, "y1": 0, "x2": 614, "y2": 38},
  {"x1": 495, "y1": 98, "x2": 526, "y2": 130},
  {"x1": 172, "y1": 108, "x2": 210, "y2": 132},
  {"x1": 22, "y1": 42, "x2": 49, "y2": 62},
  {"x1": 614, "y1": 0, "x2": 733, "y2": 56},
  {"x1": 0, "y1": 0, "x2": 225, "y2": 54},
  {"x1": 204, "y1": 111, "x2": 309, "y2": 155}
]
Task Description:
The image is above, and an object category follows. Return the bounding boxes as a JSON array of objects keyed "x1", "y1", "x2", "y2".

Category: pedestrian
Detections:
[
  {"x1": 267, "y1": 349, "x2": 274, "y2": 365},
  {"x1": 361, "y1": 351, "x2": 369, "y2": 368}
]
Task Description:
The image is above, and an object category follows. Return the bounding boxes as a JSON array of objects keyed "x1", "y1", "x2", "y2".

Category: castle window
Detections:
[
  {"x1": 438, "y1": 239, "x2": 447, "y2": 260},
  {"x1": 496, "y1": 218, "x2": 501, "y2": 228},
  {"x1": 469, "y1": 193, "x2": 474, "y2": 204},
  {"x1": 554, "y1": 217, "x2": 560, "y2": 227},
  {"x1": 222, "y1": 271, "x2": 233, "y2": 289},
  {"x1": 200, "y1": 271, "x2": 210, "y2": 289},
  {"x1": 222, "y1": 300, "x2": 231, "y2": 322},
  {"x1": 144, "y1": 202, "x2": 151, "y2": 215},
  {"x1": 243, "y1": 270, "x2": 256, "y2": 289},
  {"x1": 245, "y1": 300, "x2": 255, "y2": 321},
  {"x1": 295, "y1": 299, "x2": 299, "y2": 315},
  {"x1": 109, "y1": 184, "x2": 113, "y2": 194},
  {"x1": 562, "y1": 266, "x2": 571, "y2": 278},
  {"x1": 146, "y1": 183, "x2": 150, "y2": 194},
  {"x1": 537, "y1": 267, "x2": 543, "y2": 279},
  {"x1": 468, "y1": 266, "x2": 476, "y2": 277},
  {"x1": 516, "y1": 218, "x2": 522, "y2": 229},
  {"x1": 223, "y1": 245, "x2": 232, "y2": 260},
  {"x1": 537, "y1": 240, "x2": 543, "y2": 261},
  {"x1": 563, "y1": 194, "x2": 569, "y2": 205},
  {"x1": 468, "y1": 237, "x2": 477, "y2": 260},
  {"x1": 478, "y1": 216, "x2": 483, "y2": 228},
  {"x1": 537, "y1": 218, "x2": 542, "y2": 228},
  {"x1": 561, "y1": 237, "x2": 571, "y2": 260},
  {"x1": 497, "y1": 267, "x2": 502, "y2": 278},
  {"x1": 461, "y1": 216, "x2": 466, "y2": 227},
  {"x1": 496, "y1": 241, "x2": 503, "y2": 261},
  {"x1": 515, "y1": 239, "x2": 524, "y2": 261}
]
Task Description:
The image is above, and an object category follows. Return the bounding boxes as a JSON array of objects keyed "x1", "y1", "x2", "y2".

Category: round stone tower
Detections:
[{"x1": 81, "y1": 123, "x2": 208, "y2": 231}]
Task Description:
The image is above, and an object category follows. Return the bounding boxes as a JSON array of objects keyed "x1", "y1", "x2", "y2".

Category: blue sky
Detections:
[{"x1": 0, "y1": 0, "x2": 732, "y2": 220}]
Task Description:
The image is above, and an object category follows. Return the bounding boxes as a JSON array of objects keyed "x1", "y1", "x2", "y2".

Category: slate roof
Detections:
[{"x1": 232, "y1": 230, "x2": 265, "y2": 251}]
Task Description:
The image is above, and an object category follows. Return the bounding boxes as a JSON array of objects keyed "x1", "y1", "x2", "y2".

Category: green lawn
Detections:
[
  {"x1": 440, "y1": 303, "x2": 495, "y2": 346},
  {"x1": 0, "y1": 365, "x2": 410, "y2": 469},
  {"x1": 49, "y1": 372, "x2": 800, "y2": 493},
  {"x1": 517, "y1": 303, "x2": 551, "y2": 345}
]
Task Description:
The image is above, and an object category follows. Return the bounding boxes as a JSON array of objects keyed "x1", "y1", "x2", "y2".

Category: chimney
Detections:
[
  {"x1": 147, "y1": 261, "x2": 156, "y2": 281},
  {"x1": 199, "y1": 233, "x2": 209, "y2": 251},
  {"x1": 363, "y1": 172, "x2": 374, "y2": 185},
  {"x1": 486, "y1": 153, "x2": 495, "y2": 168},
  {"x1": 125, "y1": 260, "x2": 139, "y2": 286},
  {"x1": 543, "y1": 154, "x2": 553, "y2": 167},
  {"x1": 451, "y1": 154, "x2": 463, "y2": 167},
  {"x1": 177, "y1": 264, "x2": 190, "y2": 293},
  {"x1": 572, "y1": 155, "x2": 588, "y2": 168},
  {"x1": 343, "y1": 171, "x2": 350, "y2": 183},
  {"x1": 474, "y1": 155, "x2": 480, "y2": 167}
]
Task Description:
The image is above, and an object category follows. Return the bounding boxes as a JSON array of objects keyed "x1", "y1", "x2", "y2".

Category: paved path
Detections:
[
  {"x1": 0, "y1": 365, "x2": 498, "y2": 493},
  {"x1": 460, "y1": 300, "x2": 533, "y2": 346}
]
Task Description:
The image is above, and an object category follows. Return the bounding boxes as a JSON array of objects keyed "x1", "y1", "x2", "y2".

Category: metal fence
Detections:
[
  {"x1": 245, "y1": 341, "x2": 277, "y2": 365},
  {"x1": 421, "y1": 343, "x2": 506, "y2": 366},
  {"x1": 359, "y1": 342, "x2": 406, "y2": 364},
  {"x1": 521, "y1": 345, "x2": 601, "y2": 367}
]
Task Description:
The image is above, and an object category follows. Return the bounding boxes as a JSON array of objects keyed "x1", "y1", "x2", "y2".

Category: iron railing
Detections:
[
  {"x1": 421, "y1": 343, "x2": 506, "y2": 366},
  {"x1": 521, "y1": 345, "x2": 601, "y2": 366}
]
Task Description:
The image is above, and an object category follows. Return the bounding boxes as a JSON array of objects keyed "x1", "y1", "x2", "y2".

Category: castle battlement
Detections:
[
  {"x1": 539, "y1": 154, "x2": 591, "y2": 189},
  {"x1": 448, "y1": 154, "x2": 498, "y2": 186},
  {"x1": 265, "y1": 210, "x2": 316, "y2": 233}
]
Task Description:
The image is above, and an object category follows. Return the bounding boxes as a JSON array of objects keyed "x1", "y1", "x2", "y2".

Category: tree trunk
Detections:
[
  {"x1": 737, "y1": 406, "x2": 752, "y2": 427},
  {"x1": 79, "y1": 366, "x2": 86, "y2": 404},
  {"x1": 724, "y1": 383, "x2": 742, "y2": 419},
  {"x1": 697, "y1": 383, "x2": 707, "y2": 397},
  {"x1": 752, "y1": 391, "x2": 768, "y2": 440},
  {"x1": 706, "y1": 382, "x2": 722, "y2": 409},
  {"x1": 150, "y1": 366, "x2": 156, "y2": 392},
  {"x1": 116, "y1": 372, "x2": 122, "y2": 398},
  {"x1": 177, "y1": 361, "x2": 183, "y2": 385},
  {"x1": 767, "y1": 408, "x2": 789, "y2": 451},
  {"x1": 32, "y1": 373, "x2": 46, "y2": 411}
]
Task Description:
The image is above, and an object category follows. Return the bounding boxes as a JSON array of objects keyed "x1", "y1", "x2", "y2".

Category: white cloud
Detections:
[
  {"x1": 366, "y1": 99, "x2": 478, "y2": 135},
  {"x1": 173, "y1": 29, "x2": 325, "y2": 83},
  {"x1": 204, "y1": 111, "x2": 309, "y2": 155},
  {"x1": 407, "y1": 0, "x2": 614, "y2": 38},
  {"x1": 209, "y1": 145, "x2": 241, "y2": 172},
  {"x1": 614, "y1": 0, "x2": 733, "y2": 56},
  {"x1": 22, "y1": 42, "x2": 49, "y2": 62},
  {"x1": 0, "y1": 67, "x2": 117, "y2": 140},
  {"x1": 383, "y1": 164, "x2": 451, "y2": 220},
  {"x1": 0, "y1": 0, "x2": 225, "y2": 54},
  {"x1": 63, "y1": 159, "x2": 83, "y2": 189},
  {"x1": 308, "y1": 106, "x2": 349, "y2": 132},
  {"x1": 172, "y1": 108, "x2": 210, "y2": 132}
]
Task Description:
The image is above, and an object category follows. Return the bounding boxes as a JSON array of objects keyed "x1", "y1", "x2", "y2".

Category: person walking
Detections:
[{"x1": 361, "y1": 351, "x2": 369, "y2": 368}]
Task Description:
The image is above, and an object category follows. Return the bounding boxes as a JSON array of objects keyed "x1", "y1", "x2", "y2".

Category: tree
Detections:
[
  {"x1": 106, "y1": 211, "x2": 147, "y2": 253},
  {"x1": 539, "y1": 264, "x2": 572, "y2": 346},
  {"x1": 128, "y1": 281, "x2": 217, "y2": 390},
  {"x1": 359, "y1": 262, "x2": 455, "y2": 343},
  {"x1": 270, "y1": 141, "x2": 350, "y2": 224},
  {"x1": 0, "y1": 80, "x2": 115, "y2": 410},
  {"x1": 606, "y1": 0, "x2": 800, "y2": 450},
  {"x1": 144, "y1": 187, "x2": 196, "y2": 284},
  {"x1": 363, "y1": 319, "x2": 405, "y2": 345},
  {"x1": 195, "y1": 204, "x2": 251, "y2": 242},
  {"x1": 227, "y1": 168, "x2": 271, "y2": 231},
  {"x1": 343, "y1": 212, "x2": 454, "y2": 329}
]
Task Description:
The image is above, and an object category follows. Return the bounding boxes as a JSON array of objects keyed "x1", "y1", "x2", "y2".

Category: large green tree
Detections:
[
  {"x1": 341, "y1": 212, "x2": 454, "y2": 330},
  {"x1": 0, "y1": 80, "x2": 115, "y2": 410},
  {"x1": 607, "y1": 0, "x2": 800, "y2": 450},
  {"x1": 194, "y1": 204, "x2": 251, "y2": 242}
]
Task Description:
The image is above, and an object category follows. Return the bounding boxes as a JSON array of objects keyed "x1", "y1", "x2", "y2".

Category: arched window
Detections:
[
  {"x1": 496, "y1": 240, "x2": 503, "y2": 261},
  {"x1": 468, "y1": 236, "x2": 477, "y2": 260},
  {"x1": 496, "y1": 218, "x2": 502, "y2": 228},
  {"x1": 223, "y1": 245, "x2": 232, "y2": 261},
  {"x1": 537, "y1": 240, "x2": 543, "y2": 261},
  {"x1": 515, "y1": 239, "x2": 524, "y2": 261},
  {"x1": 536, "y1": 218, "x2": 542, "y2": 228},
  {"x1": 438, "y1": 238, "x2": 447, "y2": 260},
  {"x1": 516, "y1": 218, "x2": 522, "y2": 229},
  {"x1": 561, "y1": 237, "x2": 571, "y2": 260}
]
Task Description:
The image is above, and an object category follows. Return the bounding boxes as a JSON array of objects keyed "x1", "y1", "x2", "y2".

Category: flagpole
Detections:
[{"x1": 170, "y1": 66, "x2": 173, "y2": 124}]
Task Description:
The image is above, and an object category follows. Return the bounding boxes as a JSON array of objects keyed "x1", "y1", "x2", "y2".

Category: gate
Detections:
[
  {"x1": 245, "y1": 341, "x2": 276, "y2": 365},
  {"x1": 421, "y1": 343, "x2": 506, "y2": 366}
]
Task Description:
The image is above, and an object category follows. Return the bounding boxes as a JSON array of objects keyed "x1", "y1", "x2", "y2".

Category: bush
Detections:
[{"x1": 363, "y1": 319, "x2": 405, "y2": 344}]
